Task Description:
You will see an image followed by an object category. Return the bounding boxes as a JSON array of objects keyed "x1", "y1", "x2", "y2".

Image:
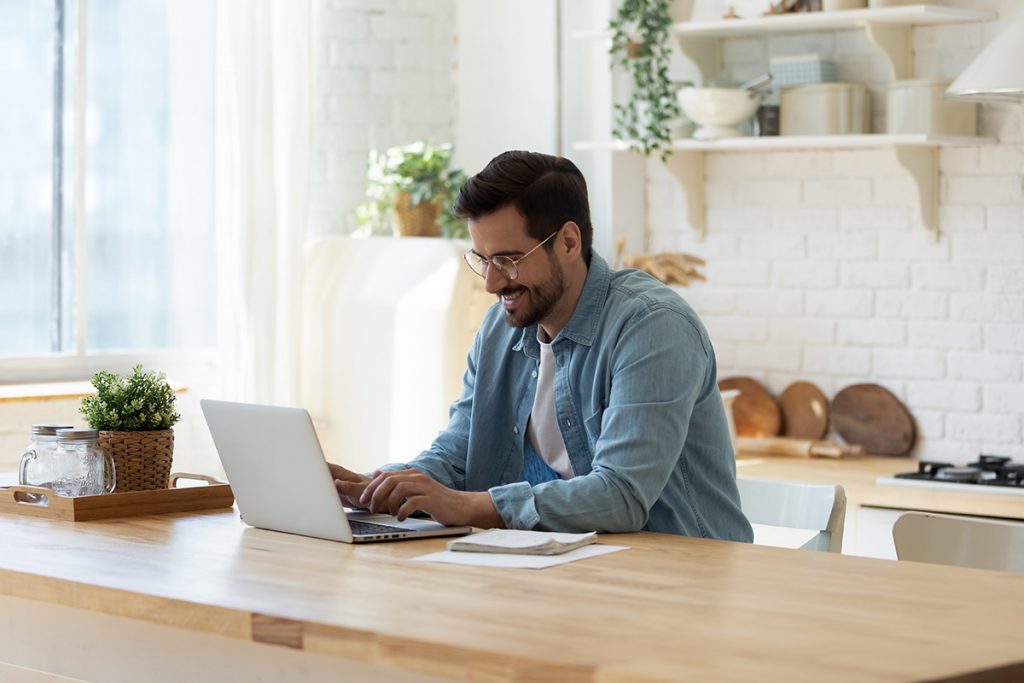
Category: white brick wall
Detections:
[
  {"x1": 907, "y1": 381, "x2": 981, "y2": 412},
  {"x1": 310, "y1": 0, "x2": 457, "y2": 235},
  {"x1": 655, "y1": 0, "x2": 1024, "y2": 459},
  {"x1": 312, "y1": 1, "x2": 1024, "y2": 460}
]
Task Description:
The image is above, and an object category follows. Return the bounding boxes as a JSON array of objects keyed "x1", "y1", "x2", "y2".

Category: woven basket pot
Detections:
[
  {"x1": 392, "y1": 191, "x2": 441, "y2": 237},
  {"x1": 98, "y1": 429, "x2": 174, "y2": 492}
]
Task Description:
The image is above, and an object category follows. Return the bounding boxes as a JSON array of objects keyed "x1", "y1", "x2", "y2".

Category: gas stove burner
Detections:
[
  {"x1": 913, "y1": 461, "x2": 953, "y2": 477},
  {"x1": 968, "y1": 454, "x2": 1013, "y2": 470},
  {"x1": 989, "y1": 464, "x2": 1024, "y2": 487},
  {"x1": 934, "y1": 466, "x2": 983, "y2": 483},
  {"x1": 891, "y1": 454, "x2": 1024, "y2": 488}
]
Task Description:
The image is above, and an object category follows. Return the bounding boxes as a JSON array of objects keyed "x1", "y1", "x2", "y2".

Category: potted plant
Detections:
[
  {"x1": 356, "y1": 141, "x2": 469, "y2": 239},
  {"x1": 608, "y1": 0, "x2": 681, "y2": 160},
  {"x1": 80, "y1": 365, "x2": 180, "y2": 492}
]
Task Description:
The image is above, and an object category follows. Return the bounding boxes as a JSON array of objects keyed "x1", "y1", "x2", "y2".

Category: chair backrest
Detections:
[
  {"x1": 892, "y1": 512, "x2": 1024, "y2": 572},
  {"x1": 736, "y1": 478, "x2": 846, "y2": 553}
]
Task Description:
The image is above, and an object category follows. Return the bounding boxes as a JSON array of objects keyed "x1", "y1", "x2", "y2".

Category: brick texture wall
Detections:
[
  {"x1": 650, "y1": 0, "x2": 1023, "y2": 459},
  {"x1": 310, "y1": 0, "x2": 457, "y2": 235}
]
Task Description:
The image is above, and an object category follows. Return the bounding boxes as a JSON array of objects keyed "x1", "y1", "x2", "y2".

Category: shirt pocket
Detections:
[{"x1": 583, "y1": 406, "x2": 605, "y2": 445}]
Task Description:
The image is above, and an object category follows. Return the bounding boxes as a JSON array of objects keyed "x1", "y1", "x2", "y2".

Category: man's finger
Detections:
[
  {"x1": 360, "y1": 471, "x2": 388, "y2": 503},
  {"x1": 327, "y1": 463, "x2": 365, "y2": 483},
  {"x1": 364, "y1": 472, "x2": 403, "y2": 512},
  {"x1": 332, "y1": 479, "x2": 364, "y2": 508},
  {"x1": 334, "y1": 479, "x2": 361, "y2": 495},
  {"x1": 396, "y1": 495, "x2": 428, "y2": 522}
]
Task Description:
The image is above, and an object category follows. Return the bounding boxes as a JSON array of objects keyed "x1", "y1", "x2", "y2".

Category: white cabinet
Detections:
[
  {"x1": 299, "y1": 237, "x2": 489, "y2": 472},
  {"x1": 850, "y1": 505, "x2": 902, "y2": 559},
  {"x1": 570, "y1": 4, "x2": 998, "y2": 241}
]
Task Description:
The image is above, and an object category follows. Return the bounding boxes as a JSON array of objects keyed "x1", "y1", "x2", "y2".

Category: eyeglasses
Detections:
[{"x1": 463, "y1": 230, "x2": 558, "y2": 280}]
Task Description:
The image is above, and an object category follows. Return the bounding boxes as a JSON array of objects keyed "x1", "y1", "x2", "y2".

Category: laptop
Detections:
[{"x1": 200, "y1": 399, "x2": 472, "y2": 543}]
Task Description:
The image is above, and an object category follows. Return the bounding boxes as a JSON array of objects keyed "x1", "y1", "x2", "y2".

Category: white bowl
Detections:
[{"x1": 677, "y1": 87, "x2": 760, "y2": 140}]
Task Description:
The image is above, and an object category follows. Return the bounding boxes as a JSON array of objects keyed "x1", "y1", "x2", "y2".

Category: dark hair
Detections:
[{"x1": 452, "y1": 151, "x2": 592, "y2": 260}]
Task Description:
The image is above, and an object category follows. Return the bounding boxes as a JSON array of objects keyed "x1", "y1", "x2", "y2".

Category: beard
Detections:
[{"x1": 499, "y1": 256, "x2": 566, "y2": 329}]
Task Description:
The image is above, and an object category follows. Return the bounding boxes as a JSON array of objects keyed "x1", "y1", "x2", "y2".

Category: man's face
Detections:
[{"x1": 468, "y1": 204, "x2": 566, "y2": 329}]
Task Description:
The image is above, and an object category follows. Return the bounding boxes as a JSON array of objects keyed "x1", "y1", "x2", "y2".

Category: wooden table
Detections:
[{"x1": 0, "y1": 510, "x2": 1023, "y2": 682}]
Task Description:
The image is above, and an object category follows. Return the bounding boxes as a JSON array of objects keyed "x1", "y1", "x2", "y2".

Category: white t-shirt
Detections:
[{"x1": 526, "y1": 336, "x2": 574, "y2": 479}]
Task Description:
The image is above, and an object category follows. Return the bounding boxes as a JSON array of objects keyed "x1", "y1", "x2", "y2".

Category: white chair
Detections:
[
  {"x1": 892, "y1": 511, "x2": 1024, "y2": 572},
  {"x1": 736, "y1": 478, "x2": 847, "y2": 553}
]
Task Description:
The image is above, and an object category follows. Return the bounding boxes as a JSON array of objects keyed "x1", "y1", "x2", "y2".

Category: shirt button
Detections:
[
  {"x1": 565, "y1": 419, "x2": 571, "y2": 427},
  {"x1": 531, "y1": 370, "x2": 538, "y2": 379},
  {"x1": 513, "y1": 426, "x2": 519, "y2": 434}
]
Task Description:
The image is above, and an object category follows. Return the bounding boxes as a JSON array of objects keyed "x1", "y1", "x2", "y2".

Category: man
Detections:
[{"x1": 331, "y1": 151, "x2": 751, "y2": 541}]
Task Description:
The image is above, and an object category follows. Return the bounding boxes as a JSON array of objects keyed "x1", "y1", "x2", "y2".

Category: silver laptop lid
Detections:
[
  {"x1": 201, "y1": 399, "x2": 355, "y2": 542},
  {"x1": 200, "y1": 399, "x2": 473, "y2": 544}
]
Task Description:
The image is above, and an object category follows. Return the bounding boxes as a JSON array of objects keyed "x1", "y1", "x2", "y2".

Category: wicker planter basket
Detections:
[
  {"x1": 98, "y1": 429, "x2": 174, "y2": 492},
  {"x1": 392, "y1": 191, "x2": 441, "y2": 237}
]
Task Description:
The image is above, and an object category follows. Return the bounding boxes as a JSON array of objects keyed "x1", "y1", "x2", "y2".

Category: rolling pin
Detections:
[{"x1": 736, "y1": 436, "x2": 863, "y2": 459}]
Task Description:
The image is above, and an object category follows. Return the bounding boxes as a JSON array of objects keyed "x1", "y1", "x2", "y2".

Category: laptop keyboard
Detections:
[{"x1": 349, "y1": 519, "x2": 404, "y2": 536}]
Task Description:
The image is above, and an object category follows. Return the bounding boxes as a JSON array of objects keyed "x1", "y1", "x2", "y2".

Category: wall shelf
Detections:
[
  {"x1": 575, "y1": 133, "x2": 995, "y2": 152},
  {"x1": 569, "y1": 4, "x2": 998, "y2": 244},
  {"x1": 570, "y1": 4, "x2": 993, "y2": 39},
  {"x1": 672, "y1": 5, "x2": 996, "y2": 82},
  {"x1": 573, "y1": 134, "x2": 995, "y2": 242},
  {"x1": 671, "y1": 5, "x2": 995, "y2": 38},
  {"x1": 576, "y1": 5, "x2": 997, "y2": 84}
]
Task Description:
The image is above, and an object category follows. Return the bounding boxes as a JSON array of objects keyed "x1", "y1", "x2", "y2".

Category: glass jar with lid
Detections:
[
  {"x1": 19, "y1": 424, "x2": 75, "y2": 501},
  {"x1": 50, "y1": 428, "x2": 117, "y2": 497}
]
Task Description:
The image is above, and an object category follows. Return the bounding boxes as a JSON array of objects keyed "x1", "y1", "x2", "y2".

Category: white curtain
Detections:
[{"x1": 215, "y1": 0, "x2": 314, "y2": 405}]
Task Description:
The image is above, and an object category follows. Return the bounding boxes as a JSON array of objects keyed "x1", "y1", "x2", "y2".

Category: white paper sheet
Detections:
[{"x1": 411, "y1": 543, "x2": 627, "y2": 569}]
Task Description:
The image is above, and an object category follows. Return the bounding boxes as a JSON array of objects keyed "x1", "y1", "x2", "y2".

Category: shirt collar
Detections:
[{"x1": 512, "y1": 250, "x2": 610, "y2": 356}]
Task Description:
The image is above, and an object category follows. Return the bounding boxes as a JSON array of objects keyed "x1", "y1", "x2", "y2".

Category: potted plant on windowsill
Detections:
[
  {"x1": 356, "y1": 141, "x2": 469, "y2": 239},
  {"x1": 79, "y1": 365, "x2": 181, "y2": 492},
  {"x1": 608, "y1": 0, "x2": 681, "y2": 161}
]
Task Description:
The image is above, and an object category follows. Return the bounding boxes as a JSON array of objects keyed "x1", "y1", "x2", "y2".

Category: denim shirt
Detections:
[{"x1": 403, "y1": 251, "x2": 752, "y2": 542}]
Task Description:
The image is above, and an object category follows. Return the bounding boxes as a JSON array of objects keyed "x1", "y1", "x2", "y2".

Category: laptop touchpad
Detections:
[{"x1": 347, "y1": 510, "x2": 448, "y2": 530}]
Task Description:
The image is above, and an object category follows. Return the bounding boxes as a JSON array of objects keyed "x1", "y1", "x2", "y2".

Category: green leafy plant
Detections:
[
  {"x1": 80, "y1": 365, "x2": 181, "y2": 431},
  {"x1": 355, "y1": 141, "x2": 469, "y2": 239},
  {"x1": 608, "y1": 0, "x2": 680, "y2": 161}
]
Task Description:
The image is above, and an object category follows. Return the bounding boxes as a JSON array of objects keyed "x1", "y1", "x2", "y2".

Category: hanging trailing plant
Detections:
[{"x1": 608, "y1": 0, "x2": 680, "y2": 161}]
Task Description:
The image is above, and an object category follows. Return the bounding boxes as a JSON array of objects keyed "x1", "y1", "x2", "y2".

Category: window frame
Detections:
[
  {"x1": 2, "y1": 0, "x2": 217, "y2": 383},
  {"x1": 0, "y1": 349, "x2": 217, "y2": 385}
]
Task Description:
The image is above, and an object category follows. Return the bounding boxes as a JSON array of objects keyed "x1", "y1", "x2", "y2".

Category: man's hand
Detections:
[
  {"x1": 328, "y1": 463, "x2": 372, "y2": 509},
  {"x1": 360, "y1": 469, "x2": 504, "y2": 529}
]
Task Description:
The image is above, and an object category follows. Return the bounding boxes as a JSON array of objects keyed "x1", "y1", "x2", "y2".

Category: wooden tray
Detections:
[{"x1": 0, "y1": 473, "x2": 234, "y2": 521}]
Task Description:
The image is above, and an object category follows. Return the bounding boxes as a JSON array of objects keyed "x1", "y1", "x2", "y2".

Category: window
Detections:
[{"x1": 0, "y1": 0, "x2": 216, "y2": 376}]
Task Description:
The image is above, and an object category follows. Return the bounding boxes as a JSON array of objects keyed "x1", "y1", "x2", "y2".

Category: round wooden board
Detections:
[
  {"x1": 832, "y1": 383, "x2": 916, "y2": 456},
  {"x1": 779, "y1": 381, "x2": 829, "y2": 440},
  {"x1": 717, "y1": 377, "x2": 781, "y2": 438}
]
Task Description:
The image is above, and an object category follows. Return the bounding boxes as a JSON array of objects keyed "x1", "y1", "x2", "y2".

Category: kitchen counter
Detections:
[
  {"x1": 1, "y1": 509, "x2": 1024, "y2": 682},
  {"x1": 737, "y1": 453, "x2": 1024, "y2": 521}
]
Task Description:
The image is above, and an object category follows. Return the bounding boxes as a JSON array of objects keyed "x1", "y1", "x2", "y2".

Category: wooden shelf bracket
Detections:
[
  {"x1": 863, "y1": 23, "x2": 912, "y2": 81},
  {"x1": 675, "y1": 36, "x2": 721, "y2": 86},
  {"x1": 892, "y1": 145, "x2": 939, "y2": 242},
  {"x1": 663, "y1": 150, "x2": 706, "y2": 241}
]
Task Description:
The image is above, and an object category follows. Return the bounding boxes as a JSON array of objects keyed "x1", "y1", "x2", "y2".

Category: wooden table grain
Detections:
[{"x1": 0, "y1": 509, "x2": 1022, "y2": 682}]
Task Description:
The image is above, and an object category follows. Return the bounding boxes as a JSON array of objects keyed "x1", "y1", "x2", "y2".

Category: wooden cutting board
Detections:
[
  {"x1": 779, "y1": 381, "x2": 829, "y2": 440},
  {"x1": 717, "y1": 377, "x2": 781, "y2": 438},
  {"x1": 736, "y1": 436, "x2": 862, "y2": 459},
  {"x1": 831, "y1": 383, "x2": 916, "y2": 456}
]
